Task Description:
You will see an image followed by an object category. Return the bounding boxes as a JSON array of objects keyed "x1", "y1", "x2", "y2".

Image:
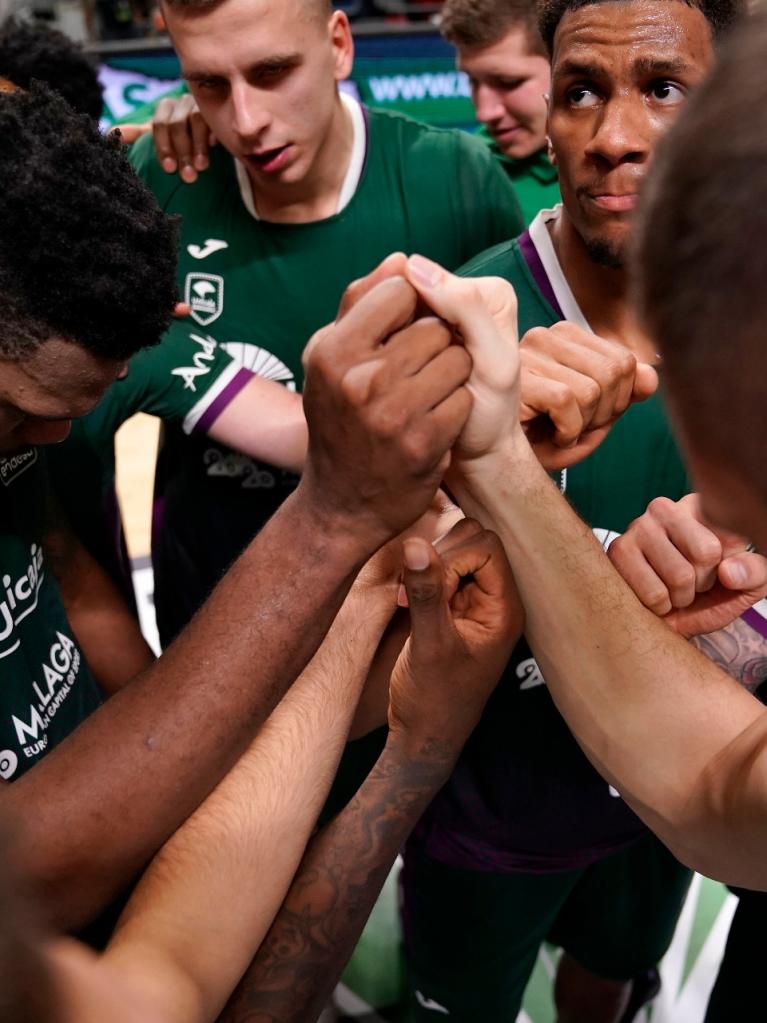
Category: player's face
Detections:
[
  {"x1": 548, "y1": 0, "x2": 713, "y2": 267},
  {"x1": 457, "y1": 26, "x2": 551, "y2": 160},
  {"x1": 0, "y1": 339, "x2": 126, "y2": 453},
  {"x1": 165, "y1": 0, "x2": 353, "y2": 191}
]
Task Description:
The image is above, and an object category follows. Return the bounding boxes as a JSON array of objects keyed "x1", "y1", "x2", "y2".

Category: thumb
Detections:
[
  {"x1": 719, "y1": 553, "x2": 767, "y2": 595},
  {"x1": 405, "y1": 255, "x2": 518, "y2": 373},
  {"x1": 632, "y1": 362, "x2": 659, "y2": 403},
  {"x1": 403, "y1": 538, "x2": 453, "y2": 645}
]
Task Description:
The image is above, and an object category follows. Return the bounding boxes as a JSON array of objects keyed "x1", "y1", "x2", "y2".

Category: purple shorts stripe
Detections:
[
  {"x1": 742, "y1": 606, "x2": 767, "y2": 641},
  {"x1": 194, "y1": 367, "x2": 254, "y2": 435},
  {"x1": 518, "y1": 230, "x2": 564, "y2": 319}
]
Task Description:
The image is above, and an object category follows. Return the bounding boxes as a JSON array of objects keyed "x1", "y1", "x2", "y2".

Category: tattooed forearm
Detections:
[
  {"x1": 219, "y1": 733, "x2": 455, "y2": 1023},
  {"x1": 692, "y1": 615, "x2": 767, "y2": 691}
]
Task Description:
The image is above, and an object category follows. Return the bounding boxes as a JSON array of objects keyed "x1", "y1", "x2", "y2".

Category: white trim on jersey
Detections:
[
  {"x1": 528, "y1": 206, "x2": 592, "y2": 331},
  {"x1": 234, "y1": 90, "x2": 367, "y2": 221},
  {"x1": 182, "y1": 360, "x2": 243, "y2": 435}
]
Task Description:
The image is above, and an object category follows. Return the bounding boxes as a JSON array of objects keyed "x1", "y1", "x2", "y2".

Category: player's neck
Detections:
[
  {"x1": 248, "y1": 94, "x2": 355, "y2": 224},
  {"x1": 550, "y1": 211, "x2": 656, "y2": 361}
]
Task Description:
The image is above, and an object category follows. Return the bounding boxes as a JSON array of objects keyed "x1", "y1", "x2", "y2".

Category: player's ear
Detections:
[
  {"x1": 544, "y1": 96, "x2": 556, "y2": 166},
  {"x1": 329, "y1": 11, "x2": 354, "y2": 83}
]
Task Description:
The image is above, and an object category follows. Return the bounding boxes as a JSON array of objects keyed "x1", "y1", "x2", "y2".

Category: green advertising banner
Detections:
[{"x1": 98, "y1": 29, "x2": 477, "y2": 131}]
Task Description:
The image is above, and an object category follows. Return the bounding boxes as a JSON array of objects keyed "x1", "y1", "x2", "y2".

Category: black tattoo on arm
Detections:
[
  {"x1": 219, "y1": 735, "x2": 454, "y2": 1023},
  {"x1": 693, "y1": 616, "x2": 767, "y2": 691}
]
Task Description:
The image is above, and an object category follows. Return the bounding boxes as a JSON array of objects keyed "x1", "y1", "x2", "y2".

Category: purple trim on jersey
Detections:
[
  {"x1": 743, "y1": 606, "x2": 767, "y2": 641},
  {"x1": 193, "y1": 367, "x2": 254, "y2": 435},
  {"x1": 518, "y1": 229, "x2": 564, "y2": 319}
]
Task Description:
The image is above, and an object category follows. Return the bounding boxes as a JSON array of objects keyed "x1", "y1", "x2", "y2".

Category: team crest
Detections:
[{"x1": 185, "y1": 272, "x2": 224, "y2": 326}]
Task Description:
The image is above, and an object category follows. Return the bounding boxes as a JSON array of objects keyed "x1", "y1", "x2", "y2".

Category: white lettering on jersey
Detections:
[
  {"x1": 517, "y1": 657, "x2": 546, "y2": 691},
  {"x1": 187, "y1": 239, "x2": 229, "y2": 260},
  {"x1": 0, "y1": 544, "x2": 45, "y2": 660},
  {"x1": 172, "y1": 332, "x2": 219, "y2": 392},
  {"x1": 415, "y1": 991, "x2": 450, "y2": 1015},
  {"x1": 9, "y1": 631, "x2": 81, "y2": 775}
]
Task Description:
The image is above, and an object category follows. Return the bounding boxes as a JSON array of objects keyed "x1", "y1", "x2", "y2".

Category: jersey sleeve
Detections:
[
  {"x1": 453, "y1": 130, "x2": 525, "y2": 252},
  {"x1": 85, "y1": 321, "x2": 254, "y2": 443},
  {"x1": 128, "y1": 131, "x2": 184, "y2": 211}
]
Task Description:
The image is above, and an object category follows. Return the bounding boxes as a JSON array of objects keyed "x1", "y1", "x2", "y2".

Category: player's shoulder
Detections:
[
  {"x1": 367, "y1": 106, "x2": 498, "y2": 168},
  {"x1": 458, "y1": 236, "x2": 524, "y2": 281}
]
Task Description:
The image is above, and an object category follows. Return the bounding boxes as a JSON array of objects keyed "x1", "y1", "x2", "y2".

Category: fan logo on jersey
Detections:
[{"x1": 185, "y1": 272, "x2": 225, "y2": 327}]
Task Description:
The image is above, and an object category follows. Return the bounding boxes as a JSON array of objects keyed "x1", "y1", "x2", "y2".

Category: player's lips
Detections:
[
  {"x1": 490, "y1": 125, "x2": 522, "y2": 144},
  {"x1": 587, "y1": 193, "x2": 639, "y2": 212},
  {"x1": 246, "y1": 144, "x2": 293, "y2": 174}
]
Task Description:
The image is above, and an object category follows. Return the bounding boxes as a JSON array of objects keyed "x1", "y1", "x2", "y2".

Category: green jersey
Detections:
[
  {"x1": 120, "y1": 97, "x2": 524, "y2": 642},
  {"x1": 416, "y1": 207, "x2": 690, "y2": 873},
  {"x1": 47, "y1": 320, "x2": 253, "y2": 601},
  {"x1": 477, "y1": 125, "x2": 561, "y2": 226},
  {"x1": 0, "y1": 448, "x2": 103, "y2": 781}
]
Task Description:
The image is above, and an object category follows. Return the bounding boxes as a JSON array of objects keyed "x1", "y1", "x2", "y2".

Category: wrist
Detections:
[
  {"x1": 384, "y1": 727, "x2": 458, "y2": 787},
  {"x1": 291, "y1": 477, "x2": 386, "y2": 566},
  {"x1": 450, "y1": 431, "x2": 539, "y2": 505}
]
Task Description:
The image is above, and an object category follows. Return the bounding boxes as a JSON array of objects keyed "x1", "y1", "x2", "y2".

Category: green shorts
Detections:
[{"x1": 402, "y1": 833, "x2": 692, "y2": 1022}]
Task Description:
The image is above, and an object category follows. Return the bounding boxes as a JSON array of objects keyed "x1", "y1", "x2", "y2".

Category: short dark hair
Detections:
[
  {"x1": 537, "y1": 0, "x2": 743, "y2": 56},
  {"x1": 634, "y1": 8, "x2": 767, "y2": 485},
  {"x1": 440, "y1": 0, "x2": 546, "y2": 53},
  {"x1": 0, "y1": 83, "x2": 178, "y2": 362},
  {"x1": 0, "y1": 18, "x2": 103, "y2": 121}
]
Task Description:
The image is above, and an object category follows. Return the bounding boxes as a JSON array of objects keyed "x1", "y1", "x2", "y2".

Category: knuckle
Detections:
[
  {"x1": 580, "y1": 378, "x2": 602, "y2": 409},
  {"x1": 667, "y1": 564, "x2": 696, "y2": 592},
  {"x1": 648, "y1": 496, "x2": 674, "y2": 519}
]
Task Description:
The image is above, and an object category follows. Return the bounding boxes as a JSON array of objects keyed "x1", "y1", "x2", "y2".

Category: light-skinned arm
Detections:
[
  {"x1": 4, "y1": 276, "x2": 472, "y2": 932},
  {"x1": 205, "y1": 375, "x2": 307, "y2": 475},
  {"x1": 96, "y1": 572, "x2": 395, "y2": 1023},
  {"x1": 222, "y1": 521, "x2": 522, "y2": 1023},
  {"x1": 401, "y1": 255, "x2": 767, "y2": 889}
]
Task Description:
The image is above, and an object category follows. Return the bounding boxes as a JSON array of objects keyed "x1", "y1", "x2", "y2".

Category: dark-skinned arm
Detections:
[
  {"x1": 43, "y1": 509, "x2": 155, "y2": 695},
  {"x1": 223, "y1": 522, "x2": 522, "y2": 1023},
  {"x1": 4, "y1": 276, "x2": 472, "y2": 933}
]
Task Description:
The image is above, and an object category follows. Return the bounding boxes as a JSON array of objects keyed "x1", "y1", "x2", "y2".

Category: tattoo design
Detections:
[
  {"x1": 220, "y1": 739, "x2": 452, "y2": 1023},
  {"x1": 693, "y1": 616, "x2": 767, "y2": 691}
]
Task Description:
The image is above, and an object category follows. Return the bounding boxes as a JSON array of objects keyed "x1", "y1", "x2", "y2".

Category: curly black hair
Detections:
[
  {"x1": 0, "y1": 83, "x2": 178, "y2": 361},
  {"x1": 537, "y1": 0, "x2": 745, "y2": 55},
  {"x1": 0, "y1": 18, "x2": 103, "y2": 120}
]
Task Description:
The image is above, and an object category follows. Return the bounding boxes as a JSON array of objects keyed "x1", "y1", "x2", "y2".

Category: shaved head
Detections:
[{"x1": 162, "y1": 0, "x2": 331, "y2": 16}]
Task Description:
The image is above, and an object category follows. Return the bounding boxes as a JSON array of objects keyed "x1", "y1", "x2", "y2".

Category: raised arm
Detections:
[
  {"x1": 402, "y1": 256, "x2": 767, "y2": 889},
  {"x1": 4, "y1": 275, "x2": 472, "y2": 931},
  {"x1": 222, "y1": 521, "x2": 522, "y2": 1023},
  {"x1": 100, "y1": 569, "x2": 396, "y2": 1023}
]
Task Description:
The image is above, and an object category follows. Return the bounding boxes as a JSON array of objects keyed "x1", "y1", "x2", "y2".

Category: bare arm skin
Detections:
[
  {"x1": 99, "y1": 579, "x2": 395, "y2": 1023},
  {"x1": 206, "y1": 375, "x2": 307, "y2": 475},
  {"x1": 43, "y1": 515, "x2": 155, "y2": 695},
  {"x1": 4, "y1": 276, "x2": 472, "y2": 932},
  {"x1": 402, "y1": 257, "x2": 767, "y2": 888},
  {"x1": 222, "y1": 523, "x2": 522, "y2": 1023}
]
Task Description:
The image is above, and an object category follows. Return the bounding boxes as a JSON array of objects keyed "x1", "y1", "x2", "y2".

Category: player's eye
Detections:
[
  {"x1": 498, "y1": 77, "x2": 526, "y2": 92},
  {"x1": 649, "y1": 80, "x2": 686, "y2": 104},
  {"x1": 567, "y1": 86, "x2": 600, "y2": 108},
  {"x1": 196, "y1": 77, "x2": 226, "y2": 92}
]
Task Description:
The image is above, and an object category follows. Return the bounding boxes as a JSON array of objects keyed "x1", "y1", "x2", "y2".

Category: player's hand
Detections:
[
  {"x1": 152, "y1": 93, "x2": 216, "y2": 183},
  {"x1": 519, "y1": 323, "x2": 659, "y2": 470},
  {"x1": 300, "y1": 277, "x2": 472, "y2": 551},
  {"x1": 608, "y1": 494, "x2": 767, "y2": 637},
  {"x1": 403, "y1": 254, "x2": 522, "y2": 467},
  {"x1": 388, "y1": 520, "x2": 521, "y2": 763}
]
